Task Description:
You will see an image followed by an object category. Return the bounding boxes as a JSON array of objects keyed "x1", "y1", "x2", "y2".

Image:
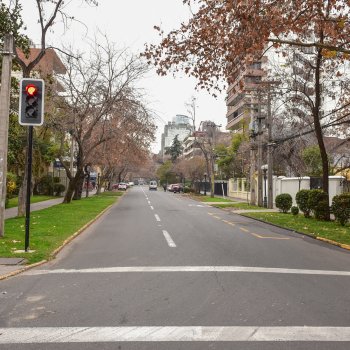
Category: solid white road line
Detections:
[
  {"x1": 26, "y1": 266, "x2": 350, "y2": 276},
  {"x1": 162, "y1": 230, "x2": 177, "y2": 247},
  {"x1": 154, "y1": 214, "x2": 161, "y2": 222},
  {"x1": 2, "y1": 326, "x2": 350, "y2": 343}
]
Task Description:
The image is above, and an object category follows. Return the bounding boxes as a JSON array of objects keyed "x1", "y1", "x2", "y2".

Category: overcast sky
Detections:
[{"x1": 19, "y1": 0, "x2": 227, "y2": 153}]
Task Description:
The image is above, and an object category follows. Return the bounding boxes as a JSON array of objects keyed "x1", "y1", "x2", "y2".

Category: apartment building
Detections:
[
  {"x1": 161, "y1": 115, "x2": 193, "y2": 160},
  {"x1": 226, "y1": 57, "x2": 268, "y2": 133}
]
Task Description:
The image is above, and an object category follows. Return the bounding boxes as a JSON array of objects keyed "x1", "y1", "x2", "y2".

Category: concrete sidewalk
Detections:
[{"x1": 5, "y1": 197, "x2": 64, "y2": 219}]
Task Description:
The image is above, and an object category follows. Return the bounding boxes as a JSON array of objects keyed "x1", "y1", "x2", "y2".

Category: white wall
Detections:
[{"x1": 229, "y1": 176, "x2": 345, "y2": 207}]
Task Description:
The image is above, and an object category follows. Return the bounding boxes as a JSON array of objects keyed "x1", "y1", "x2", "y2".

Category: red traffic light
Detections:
[{"x1": 25, "y1": 84, "x2": 38, "y2": 97}]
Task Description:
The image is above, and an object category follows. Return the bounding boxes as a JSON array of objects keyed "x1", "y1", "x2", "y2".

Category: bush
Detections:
[
  {"x1": 296, "y1": 189, "x2": 311, "y2": 218},
  {"x1": 308, "y1": 189, "x2": 329, "y2": 220},
  {"x1": 53, "y1": 176, "x2": 60, "y2": 183},
  {"x1": 331, "y1": 193, "x2": 350, "y2": 226},
  {"x1": 53, "y1": 183, "x2": 65, "y2": 196},
  {"x1": 291, "y1": 206, "x2": 299, "y2": 216},
  {"x1": 37, "y1": 175, "x2": 54, "y2": 195},
  {"x1": 183, "y1": 187, "x2": 195, "y2": 193},
  {"x1": 275, "y1": 193, "x2": 293, "y2": 213}
]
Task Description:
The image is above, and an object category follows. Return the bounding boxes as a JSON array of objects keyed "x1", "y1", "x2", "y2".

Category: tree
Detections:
[
  {"x1": 144, "y1": 0, "x2": 350, "y2": 219},
  {"x1": 156, "y1": 160, "x2": 177, "y2": 185},
  {"x1": 216, "y1": 133, "x2": 247, "y2": 179},
  {"x1": 165, "y1": 135, "x2": 183, "y2": 162},
  {"x1": 7, "y1": 0, "x2": 98, "y2": 216},
  {"x1": 302, "y1": 146, "x2": 323, "y2": 177},
  {"x1": 52, "y1": 37, "x2": 154, "y2": 203}
]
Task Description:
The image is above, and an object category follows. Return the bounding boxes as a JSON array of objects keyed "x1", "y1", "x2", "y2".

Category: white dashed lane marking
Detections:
[{"x1": 162, "y1": 230, "x2": 176, "y2": 247}]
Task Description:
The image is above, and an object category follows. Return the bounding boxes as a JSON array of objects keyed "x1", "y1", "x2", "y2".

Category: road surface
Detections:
[{"x1": 1, "y1": 186, "x2": 350, "y2": 349}]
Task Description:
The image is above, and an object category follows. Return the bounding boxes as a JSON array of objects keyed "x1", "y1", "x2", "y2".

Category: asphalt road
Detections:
[{"x1": 1, "y1": 186, "x2": 350, "y2": 349}]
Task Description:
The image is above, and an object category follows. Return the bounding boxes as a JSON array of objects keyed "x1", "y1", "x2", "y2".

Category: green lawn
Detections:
[
  {"x1": 193, "y1": 195, "x2": 234, "y2": 202},
  {"x1": 212, "y1": 202, "x2": 265, "y2": 210},
  {"x1": 7, "y1": 195, "x2": 58, "y2": 209},
  {"x1": 244, "y1": 212, "x2": 350, "y2": 246},
  {"x1": 0, "y1": 192, "x2": 121, "y2": 264}
]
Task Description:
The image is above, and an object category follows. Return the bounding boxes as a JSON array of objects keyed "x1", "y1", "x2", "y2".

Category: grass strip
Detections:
[
  {"x1": 191, "y1": 195, "x2": 234, "y2": 203},
  {"x1": 7, "y1": 195, "x2": 58, "y2": 209},
  {"x1": 212, "y1": 203, "x2": 265, "y2": 210},
  {"x1": 244, "y1": 212, "x2": 350, "y2": 245},
  {"x1": 1, "y1": 192, "x2": 120, "y2": 265}
]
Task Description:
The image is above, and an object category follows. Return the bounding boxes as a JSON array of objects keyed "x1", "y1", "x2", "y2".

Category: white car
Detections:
[
  {"x1": 149, "y1": 180, "x2": 158, "y2": 190},
  {"x1": 118, "y1": 183, "x2": 127, "y2": 191}
]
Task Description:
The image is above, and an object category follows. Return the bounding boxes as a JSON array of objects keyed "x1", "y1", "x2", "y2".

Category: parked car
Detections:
[
  {"x1": 128, "y1": 181, "x2": 134, "y2": 186},
  {"x1": 118, "y1": 183, "x2": 127, "y2": 191},
  {"x1": 171, "y1": 183, "x2": 183, "y2": 193},
  {"x1": 149, "y1": 180, "x2": 158, "y2": 190}
]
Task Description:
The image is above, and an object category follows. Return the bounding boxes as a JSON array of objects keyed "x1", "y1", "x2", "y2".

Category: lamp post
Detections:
[
  {"x1": 262, "y1": 164, "x2": 268, "y2": 208},
  {"x1": 84, "y1": 164, "x2": 91, "y2": 198},
  {"x1": 204, "y1": 173, "x2": 207, "y2": 196}
]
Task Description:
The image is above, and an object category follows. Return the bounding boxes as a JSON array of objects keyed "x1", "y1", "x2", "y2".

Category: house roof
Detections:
[
  {"x1": 17, "y1": 48, "x2": 66, "y2": 75},
  {"x1": 324, "y1": 136, "x2": 350, "y2": 155}
]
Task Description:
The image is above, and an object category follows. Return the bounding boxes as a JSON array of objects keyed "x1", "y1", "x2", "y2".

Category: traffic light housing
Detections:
[{"x1": 19, "y1": 78, "x2": 45, "y2": 126}]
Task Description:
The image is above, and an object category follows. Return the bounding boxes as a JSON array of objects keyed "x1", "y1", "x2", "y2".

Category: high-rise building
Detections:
[
  {"x1": 226, "y1": 57, "x2": 267, "y2": 133},
  {"x1": 161, "y1": 115, "x2": 193, "y2": 160}
]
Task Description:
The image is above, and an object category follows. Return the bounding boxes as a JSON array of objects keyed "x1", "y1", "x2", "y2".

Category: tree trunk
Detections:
[
  {"x1": 73, "y1": 169, "x2": 85, "y2": 200},
  {"x1": 314, "y1": 48, "x2": 330, "y2": 220},
  {"x1": 63, "y1": 177, "x2": 76, "y2": 203}
]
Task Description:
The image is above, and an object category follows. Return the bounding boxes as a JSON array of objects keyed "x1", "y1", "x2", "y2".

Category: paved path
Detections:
[
  {"x1": 1, "y1": 187, "x2": 350, "y2": 349},
  {"x1": 4, "y1": 198, "x2": 64, "y2": 220}
]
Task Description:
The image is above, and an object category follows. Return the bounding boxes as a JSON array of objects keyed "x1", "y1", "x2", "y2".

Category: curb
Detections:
[
  {"x1": 238, "y1": 212, "x2": 350, "y2": 252},
  {"x1": 0, "y1": 196, "x2": 121, "y2": 281}
]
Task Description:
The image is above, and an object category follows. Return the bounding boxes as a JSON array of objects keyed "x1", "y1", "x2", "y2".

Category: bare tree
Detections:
[
  {"x1": 51, "y1": 37, "x2": 154, "y2": 202},
  {"x1": 12, "y1": 0, "x2": 97, "y2": 215}
]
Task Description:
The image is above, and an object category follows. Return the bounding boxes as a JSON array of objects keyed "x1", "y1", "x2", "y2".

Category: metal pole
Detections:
[
  {"x1": 86, "y1": 172, "x2": 90, "y2": 198},
  {"x1": 249, "y1": 146, "x2": 256, "y2": 205},
  {"x1": 267, "y1": 89, "x2": 274, "y2": 208},
  {"x1": 0, "y1": 34, "x2": 13, "y2": 237},
  {"x1": 25, "y1": 126, "x2": 33, "y2": 252},
  {"x1": 263, "y1": 170, "x2": 267, "y2": 208},
  {"x1": 257, "y1": 91, "x2": 263, "y2": 207}
]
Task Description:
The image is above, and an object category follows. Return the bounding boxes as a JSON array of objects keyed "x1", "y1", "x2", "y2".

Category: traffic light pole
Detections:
[{"x1": 24, "y1": 126, "x2": 33, "y2": 252}]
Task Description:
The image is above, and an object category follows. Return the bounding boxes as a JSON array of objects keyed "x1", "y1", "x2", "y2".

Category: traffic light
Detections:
[{"x1": 19, "y1": 78, "x2": 45, "y2": 126}]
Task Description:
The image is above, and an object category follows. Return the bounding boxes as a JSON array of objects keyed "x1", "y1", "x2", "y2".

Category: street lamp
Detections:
[
  {"x1": 204, "y1": 173, "x2": 207, "y2": 196},
  {"x1": 261, "y1": 164, "x2": 268, "y2": 208},
  {"x1": 84, "y1": 164, "x2": 91, "y2": 198}
]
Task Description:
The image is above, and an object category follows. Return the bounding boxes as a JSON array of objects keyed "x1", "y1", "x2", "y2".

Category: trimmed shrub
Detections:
[
  {"x1": 53, "y1": 176, "x2": 60, "y2": 183},
  {"x1": 291, "y1": 206, "x2": 299, "y2": 216},
  {"x1": 275, "y1": 193, "x2": 293, "y2": 213},
  {"x1": 296, "y1": 189, "x2": 311, "y2": 218},
  {"x1": 331, "y1": 193, "x2": 350, "y2": 226},
  {"x1": 53, "y1": 183, "x2": 65, "y2": 196},
  {"x1": 308, "y1": 189, "x2": 329, "y2": 220},
  {"x1": 37, "y1": 175, "x2": 54, "y2": 195},
  {"x1": 183, "y1": 187, "x2": 195, "y2": 193}
]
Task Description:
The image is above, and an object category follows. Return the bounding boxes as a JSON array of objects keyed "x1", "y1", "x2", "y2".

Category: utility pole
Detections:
[
  {"x1": 257, "y1": 90, "x2": 264, "y2": 207},
  {"x1": 0, "y1": 34, "x2": 13, "y2": 237},
  {"x1": 266, "y1": 88, "x2": 274, "y2": 209}
]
